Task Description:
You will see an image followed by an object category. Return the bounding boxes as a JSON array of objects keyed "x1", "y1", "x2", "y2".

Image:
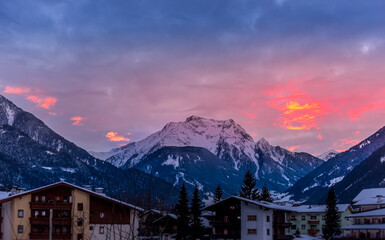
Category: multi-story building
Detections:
[
  {"x1": 0, "y1": 181, "x2": 143, "y2": 240},
  {"x1": 289, "y1": 204, "x2": 353, "y2": 236},
  {"x1": 203, "y1": 196, "x2": 294, "y2": 240},
  {"x1": 352, "y1": 188, "x2": 385, "y2": 211},
  {"x1": 342, "y1": 187, "x2": 385, "y2": 239}
]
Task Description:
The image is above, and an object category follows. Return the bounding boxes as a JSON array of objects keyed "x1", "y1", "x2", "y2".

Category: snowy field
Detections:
[{"x1": 294, "y1": 235, "x2": 322, "y2": 240}]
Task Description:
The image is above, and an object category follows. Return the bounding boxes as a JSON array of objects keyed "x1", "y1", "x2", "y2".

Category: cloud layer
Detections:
[{"x1": 0, "y1": 0, "x2": 385, "y2": 154}]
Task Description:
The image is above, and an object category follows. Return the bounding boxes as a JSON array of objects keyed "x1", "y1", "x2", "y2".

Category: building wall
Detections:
[
  {"x1": 240, "y1": 201, "x2": 273, "y2": 240},
  {"x1": 2, "y1": 201, "x2": 12, "y2": 240},
  {"x1": 90, "y1": 224, "x2": 131, "y2": 239},
  {"x1": 12, "y1": 195, "x2": 31, "y2": 240},
  {"x1": 72, "y1": 189, "x2": 90, "y2": 240}
]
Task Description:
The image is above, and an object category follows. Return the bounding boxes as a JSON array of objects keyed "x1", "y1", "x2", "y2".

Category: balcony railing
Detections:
[
  {"x1": 308, "y1": 220, "x2": 320, "y2": 224},
  {"x1": 30, "y1": 217, "x2": 72, "y2": 225},
  {"x1": 30, "y1": 232, "x2": 71, "y2": 240},
  {"x1": 30, "y1": 202, "x2": 72, "y2": 210},
  {"x1": 308, "y1": 229, "x2": 320, "y2": 235}
]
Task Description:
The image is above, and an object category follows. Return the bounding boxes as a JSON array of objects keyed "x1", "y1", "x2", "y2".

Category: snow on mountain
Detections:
[
  {"x1": 287, "y1": 125, "x2": 385, "y2": 203},
  {"x1": 103, "y1": 116, "x2": 323, "y2": 192},
  {"x1": 317, "y1": 150, "x2": 338, "y2": 161}
]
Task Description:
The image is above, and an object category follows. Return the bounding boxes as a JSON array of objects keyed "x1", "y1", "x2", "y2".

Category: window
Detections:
[
  {"x1": 291, "y1": 225, "x2": 296, "y2": 230},
  {"x1": 322, "y1": 215, "x2": 325, "y2": 220},
  {"x1": 89, "y1": 226, "x2": 94, "y2": 231},
  {"x1": 77, "y1": 218, "x2": 84, "y2": 226},
  {"x1": 35, "y1": 210, "x2": 39, "y2": 217},
  {"x1": 301, "y1": 225, "x2": 305, "y2": 230},
  {"x1": 267, "y1": 228, "x2": 270, "y2": 236},
  {"x1": 224, "y1": 216, "x2": 229, "y2": 223},
  {"x1": 223, "y1": 229, "x2": 228, "y2": 235},
  {"x1": 55, "y1": 226, "x2": 61, "y2": 233},
  {"x1": 301, "y1": 215, "x2": 305, "y2": 220},
  {"x1": 69, "y1": 196, "x2": 72, "y2": 203},
  {"x1": 310, "y1": 215, "x2": 317, "y2": 220},
  {"x1": 78, "y1": 203, "x2": 84, "y2": 211},
  {"x1": 63, "y1": 226, "x2": 68, "y2": 234},
  {"x1": 247, "y1": 229, "x2": 257, "y2": 235},
  {"x1": 56, "y1": 196, "x2": 61, "y2": 202},
  {"x1": 42, "y1": 211, "x2": 46, "y2": 217},
  {"x1": 266, "y1": 215, "x2": 270, "y2": 222},
  {"x1": 18, "y1": 225, "x2": 23, "y2": 233},
  {"x1": 42, "y1": 196, "x2": 46, "y2": 202},
  {"x1": 63, "y1": 196, "x2": 68, "y2": 203},
  {"x1": 100, "y1": 212, "x2": 104, "y2": 219},
  {"x1": 18, "y1": 210, "x2": 24, "y2": 218},
  {"x1": 99, "y1": 226, "x2": 105, "y2": 234},
  {"x1": 35, "y1": 195, "x2": 39, "y2": 202},
  {"x1": 247, "y1": 215, "x2": 257, "y2": 221},
  {"x1": 77, "y1": 234, "x2": 83, "y2": 240},
  {"x1": 33, "y1": 226, "x2": 39, "y2": 233}
]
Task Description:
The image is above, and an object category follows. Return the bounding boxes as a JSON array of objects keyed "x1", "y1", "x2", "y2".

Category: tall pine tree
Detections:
[
  {"x1": 213, "y1": 185, "x2": 223, "y2": 203},
  {"x1": 190, "y1": 187, "x2": 204, "y2": 240},
  {"x1": 260, "y1": 185, "x2": 273, "y2": 202},
  {"x1": 323, "y1": 187, "x2": 341, "y2": 240},
  {"x1": 239, "y1": 170, "x2": 260, "y2": 200},
  {"x1": 176, "y1": 183, "x2": 190, "y2": 240}
]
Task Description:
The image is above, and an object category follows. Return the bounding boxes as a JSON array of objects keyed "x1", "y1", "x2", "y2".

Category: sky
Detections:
[{"x1": 1, "y1": 0, "x2": 385, "y2": 155}]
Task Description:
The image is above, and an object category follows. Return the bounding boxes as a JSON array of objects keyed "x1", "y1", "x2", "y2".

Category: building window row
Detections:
[
  {"x1": 247, "y1": 215, "x2": 257, "y2": 221},
  {"x1": 247, "y1": 228, "x2": 257, "y2": 235}
]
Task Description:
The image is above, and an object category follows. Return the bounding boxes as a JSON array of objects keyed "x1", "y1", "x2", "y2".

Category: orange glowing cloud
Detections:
[
  {"x1": 317, "y1": 134, "x2": 323, "y2": 140},
  {"x1": 243, "y1": 112, "x2": 257, "y2": 120},
  {"x1": 265, "y1": 88, "x2": 328, "y2": 130},
  {"x1": 3, "y1": 86, "x2": 30, "y2": 94},
  {"x1": 71, "y1": 116, "x2": 83, "y2": 126},
  {"x1": 27, "y1": 96, "x2": 57, "y2": 109},
  {"x1": 287, "y1": 145, "x2": 301, "y2": 152},
  {"x1": 106, "y1": 132, "x2": 131, "y2": 142}
]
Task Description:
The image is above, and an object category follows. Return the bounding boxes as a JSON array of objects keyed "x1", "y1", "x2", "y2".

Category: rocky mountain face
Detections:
[
  {"x1": 0, "y1": 95, "x2": 178, "y2": 206},
  {"x1": 286, "y1": 126, "x2": 385, "y2": 203},
  {"x1": 97, "y1": 116, "x2": 323, "y2": 193}
]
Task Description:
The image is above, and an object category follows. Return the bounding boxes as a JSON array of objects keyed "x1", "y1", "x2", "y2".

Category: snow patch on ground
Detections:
[
  {"x1": 45, "y1": 151, "x2": 55, "y2": 155},
  {"x1": 61, "y1": 168, "x2": 76, "y2": 173},
  {"x1": 4, "y1": 104, "x2": 15, "y2": 125},
  {"x1": 381, "y1": 157, "x2": 385, "y2": 163},
  {"x1": 294, "y1": 235, "x2": 322, "y2": 240},
  {"x1": 41, "y1": 166, "x2": 52, "y2": 170},
  {"x1": 359, "y1": 140, "x2": 371, "y2": 148}
]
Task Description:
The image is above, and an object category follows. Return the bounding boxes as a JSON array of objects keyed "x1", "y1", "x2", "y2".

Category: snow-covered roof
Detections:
[
  {"x1": 353, "y1": 188, "x2": 385, "y2": 203},
  {"x1": 0, "y1": 181, "x2": 144, "y2": 212},
  {"x1": 153, "y1": 213, "x2": 178, "y2": 223},
  {"x1": 354, "y1": 197, "x2": 385, "y2": 206},
  {"x1": 0, "y1": 191, "x2": 9, "y2": 200},
  {"x1": 342, "y1": 224, "x2": 385, "y2": 230},
  {"x1": 291, "y1": 204, "x2": 350, "y2": 213},
  {"x1": 203, "y1": 196, "x2": 295, "y2": 212},
  {"x1": 347, "y1": 208, "x2": 385, "y2": 218}
]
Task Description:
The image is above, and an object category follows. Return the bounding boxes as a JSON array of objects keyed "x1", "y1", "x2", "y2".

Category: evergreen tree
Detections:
[
  {"x1": 176, "y1": 183, "x2": 190, "y2": 240},
  {"x1": 323, "y1": 187, "x2": 341, "y2": 240},
  {"x1": 213, "y1": 185, "x2": 223, "y2": 203},
  {"x1": 239, "y1": 170, "x2": 260, "y2": 200},
  {"x1": 260, "y1": 185, "x2": 273, "y2": 202},
  {"x1": 190, "y1": 186, "x2": 204, "y2": 240}
]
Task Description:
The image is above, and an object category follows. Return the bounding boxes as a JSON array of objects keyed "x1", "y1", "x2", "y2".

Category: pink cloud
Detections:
[
  {"x1": 27, "y1": 96, "x2": 57, "y2": 109},
  {"x1": 317, "y1": 134, "x2": 323, "y2": 140},
  {"x1": 3, "y1": 86, "x2": 30, "y2": 94},
  {"x1": 287, "y1": 145, "x2": 301, "y2": 152},
  {"x1": 71, "y1": 116, "x2": 83, "y2": 126},
  {"x1": 105, "y1": 132, "x2": 131, "y2": 142}
]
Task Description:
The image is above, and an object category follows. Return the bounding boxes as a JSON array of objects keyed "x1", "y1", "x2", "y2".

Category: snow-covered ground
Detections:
[{"x1": 293, "y1": 235, "x2": 322, "y2": 240}]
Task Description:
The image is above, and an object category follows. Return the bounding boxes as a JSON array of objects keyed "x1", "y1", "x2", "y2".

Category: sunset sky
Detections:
[{"x1": 1, "y1": 0, "x2": 385, "y2": 155}]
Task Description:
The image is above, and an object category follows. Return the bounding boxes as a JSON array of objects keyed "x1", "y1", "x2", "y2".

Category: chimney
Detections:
[
  {"x1": 94, "y1": 187, "x2": 104, "y2": 194},
  {"x1": 82, "y1": 185, "x2": 93, "y2": 191},
  {"x1": 377, "y1": 195, "x2": 383, "y2": 203}
]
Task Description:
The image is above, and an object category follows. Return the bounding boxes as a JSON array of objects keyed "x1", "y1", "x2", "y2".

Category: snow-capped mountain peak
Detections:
[{"x1": 317, "y1": 150, "x2": 338, "y2": 161}]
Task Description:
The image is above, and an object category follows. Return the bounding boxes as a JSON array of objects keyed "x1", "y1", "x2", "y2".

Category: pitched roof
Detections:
[
  {"x1": 353, "y1": 188, "x2": 385, "y2": 203},
  {"x1": 203, "y1": 196, "x2": 294, "y2": 212},
  {"x1": 342, "y1": 224, "x2": 385, "y2": 230},
  {"x1": 346, "y1": 208, "x2": 385, "y2": 218},
  {"x1": 291, "y1": 204, "x2": 351, "y2": 213},
  {"x1": 0, "y1": 181, "x2": 143, "y2": 212}
]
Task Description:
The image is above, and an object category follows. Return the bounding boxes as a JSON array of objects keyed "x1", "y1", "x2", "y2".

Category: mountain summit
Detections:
[{"x1": 96, "y1": 116, "x2": 323, "y2": 192}]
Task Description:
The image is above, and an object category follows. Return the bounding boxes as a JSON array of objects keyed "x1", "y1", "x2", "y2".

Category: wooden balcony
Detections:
[
  {"x1": 30, "y1": 233, "x2": 71, "y2": 240},
  {"x1": 30, "y1": 217, "x2": 72, "y2": 225},
  {"x1": 308, "y1": 220, "x2": 320, "y2": 224},
  {"x1": 30, "y1": 202, "x2": 72, "y2": 210},
  {"x1": 308, "y1": 229, "x2": 320, "y2": 235}
]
